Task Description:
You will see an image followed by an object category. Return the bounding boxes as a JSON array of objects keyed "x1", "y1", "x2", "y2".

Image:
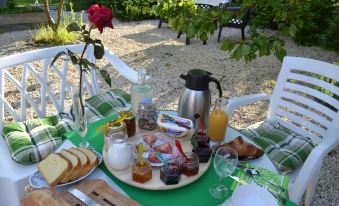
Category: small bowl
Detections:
[{"x1": 157, "y1": 114, "x2": 193, "y2": 138}]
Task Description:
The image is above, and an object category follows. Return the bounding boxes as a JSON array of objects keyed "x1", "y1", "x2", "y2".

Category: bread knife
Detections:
[{"x1": 67, "y1": 187, "x2": 98, "y2": 206}]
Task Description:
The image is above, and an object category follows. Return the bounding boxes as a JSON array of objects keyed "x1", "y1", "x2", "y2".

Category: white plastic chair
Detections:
[
  {"x1": 226, "y1": 56, "x2": 339, "y2": 206},
  {"x1": 0, "y1": 44, "x2": 138, "y2": 206}
]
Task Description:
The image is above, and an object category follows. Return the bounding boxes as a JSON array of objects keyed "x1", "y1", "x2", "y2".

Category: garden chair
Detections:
[
  {"x1": 226, "y1": 56, "x2": 339, "y2": 206},
  {"x1": 0, "y1": 44, "x2": 138, "y2": 206},
  {"x1": 217, "y1": 2, "x2": 250, "y2": 42}
]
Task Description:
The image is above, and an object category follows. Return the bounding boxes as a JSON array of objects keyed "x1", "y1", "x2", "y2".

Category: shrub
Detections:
[
  {"x1": 33, "y1": 7, "x2": 82, "y2": 45},
  {"x1": 97, "y1": 0, "x2": 157, "y2": 20},
  {"x1": 251, "y1": 0, "x2": 339, "y2": 52}
]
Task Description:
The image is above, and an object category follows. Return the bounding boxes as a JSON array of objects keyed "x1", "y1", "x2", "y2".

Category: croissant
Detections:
[{"x1": 219, "y1": 136, "x2": 264, "y2": 158}]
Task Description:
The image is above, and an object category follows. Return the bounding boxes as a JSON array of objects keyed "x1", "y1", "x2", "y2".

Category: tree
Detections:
[{"x1": 43, "y1": 0, "x2": 65, "y2": 33}]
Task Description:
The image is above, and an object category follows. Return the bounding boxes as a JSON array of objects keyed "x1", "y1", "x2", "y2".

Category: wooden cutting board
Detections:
[{"x1": 60, "y1": 179, "x2": 141, "y2": 206}]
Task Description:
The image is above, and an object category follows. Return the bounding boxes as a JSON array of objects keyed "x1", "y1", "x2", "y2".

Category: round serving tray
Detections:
[{"x1": 102, "y1": 131, "x2": 211, "y2": 190}]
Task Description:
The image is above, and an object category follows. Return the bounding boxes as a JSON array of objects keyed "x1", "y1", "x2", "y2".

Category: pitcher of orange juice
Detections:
[{"x1": 207, "y1": 98, "x2": 228, "y2": 142}]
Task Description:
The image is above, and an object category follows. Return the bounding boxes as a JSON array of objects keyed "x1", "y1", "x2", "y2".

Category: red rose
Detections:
[{"x1": 86, "y1": 5, "x2": 113, "y2": 33}]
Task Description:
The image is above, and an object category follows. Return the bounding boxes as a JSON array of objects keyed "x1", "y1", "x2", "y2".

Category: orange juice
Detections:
[{"x1": 207, "y1": 99, "x2": 228, "y2": 142}]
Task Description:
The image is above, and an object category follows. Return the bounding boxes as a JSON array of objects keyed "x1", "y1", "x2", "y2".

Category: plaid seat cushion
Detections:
[
  {"x1": 2, "y1": 113, "x2": 76, "y2": 164},
  {"x1": 239, "y1": 120, "x2": 315, "y2": 173},
  {"x1": 85, "y1": 88, "x2": 131, "y2": 124}
]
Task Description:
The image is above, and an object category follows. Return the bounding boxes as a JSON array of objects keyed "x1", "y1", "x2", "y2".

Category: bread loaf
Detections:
[
  {"x1": 38, "y1": 153, "x2": 71, "y2": 186},
  {"x1": 59, "y1": 149, "x2": 80, "y2": 183},
  {"x1": 21, "y1": 188, "x2": 70, "y2": 206},
  {"x1": 77, "y1": 147, "x2": 99, "y2": 175},
  {"x1": 68, "y1": 148, "x2": 89, "y2": 180}
]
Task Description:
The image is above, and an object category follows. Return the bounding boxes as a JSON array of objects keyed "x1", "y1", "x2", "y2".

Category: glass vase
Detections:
[{"x1": 71, "y1": 84, "x2": 89, "y2": 148}]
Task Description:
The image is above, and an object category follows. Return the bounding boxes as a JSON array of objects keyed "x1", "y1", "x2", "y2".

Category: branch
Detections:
[
  {"x1": 56, "y1": 0, "x2": 65, "y2": 29},
  {"x1": 42, "y1": 0, "x2": 56, "y2": 32}
]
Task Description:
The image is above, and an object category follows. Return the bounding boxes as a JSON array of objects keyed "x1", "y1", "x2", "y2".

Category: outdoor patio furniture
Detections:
[
  {"x1": 217, "y1": 2, "x2": 251, "y2": 42},
  {"x1": 0, "y1": 44, "x2": 138, "y2": 206},
  {"x1": 226, "y1": 56, "x2": 339, "y2": 206}
]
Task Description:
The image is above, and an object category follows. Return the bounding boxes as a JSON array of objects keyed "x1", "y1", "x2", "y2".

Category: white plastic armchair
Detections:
[
  {"x1": 0, "y1": 44, "x2": 138, "y2": 206},
  {"x1": 227, "y1": 57, "x2": 339, "y2": 205},
  {"x1": 227, "y1": 56, "x2": 339, "y2": 206}
]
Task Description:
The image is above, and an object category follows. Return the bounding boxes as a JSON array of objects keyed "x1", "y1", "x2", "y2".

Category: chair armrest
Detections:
[
  {"x1": 288, "y1": 139, "x2": 336, "y2": 203},
  {"x1": 103, "y1": 49, "x2": 149, "y2": 83},
  {"x1": 227, "y1": 93, "x2": 271, "y2": 117}
]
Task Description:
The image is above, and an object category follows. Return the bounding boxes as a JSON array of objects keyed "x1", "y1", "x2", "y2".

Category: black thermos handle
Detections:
[{"x1": 208, "y1": 76, "x2": 222, "y2": 98}]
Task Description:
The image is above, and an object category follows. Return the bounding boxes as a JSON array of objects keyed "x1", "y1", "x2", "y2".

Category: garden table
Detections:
[{"x1": 63, "y1": 111, "x2": 298, "y2": 206}]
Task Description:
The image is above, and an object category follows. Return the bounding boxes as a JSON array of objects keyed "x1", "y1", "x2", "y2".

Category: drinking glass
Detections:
[{"x1": 209, "y1": 147, "x2": 238, "y2": 199}]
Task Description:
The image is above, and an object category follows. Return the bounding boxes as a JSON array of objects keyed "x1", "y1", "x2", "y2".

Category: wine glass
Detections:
[{"x1": 209, "y1": 147, "x2": 238, "y2": 199}]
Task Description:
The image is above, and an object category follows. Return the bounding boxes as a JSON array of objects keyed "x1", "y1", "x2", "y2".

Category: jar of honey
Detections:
[
  {"x1": 132, "y1": 159, "x2": 152, "y2": 183},
  {"x1": 180, "y1": 152, "x2": 199, "y2": 176}
]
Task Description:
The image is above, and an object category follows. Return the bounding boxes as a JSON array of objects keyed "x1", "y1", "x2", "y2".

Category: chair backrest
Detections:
[
  {"x1": 268, "y1": 56, "x2": 339, "y2": 145},
  {"x1": 0, "y1": 44, "x2": 99, "y2": 131}
]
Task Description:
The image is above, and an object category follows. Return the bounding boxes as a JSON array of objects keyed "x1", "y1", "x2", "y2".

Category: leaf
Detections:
[
  {"x1": 70, "y1": 54, "x2": 78, "y2": 65},
  {"x1": 100, "y1": 69, "x2": 112, "y2": 87},
  {"x1": 242, "y1": 44, "x2": 251, "y2": 55},
  {"x1": 231, "y1": 46, "x2": 244, "y2": 61},
  {"x1": 276, "y1": 48, "x2": 287, "y2": 62},
  {"x1": 66, "y1": 22, "x2": 81, "y2": 33},
  {"x1": 94, "y1": 44, "x2": 105, "y2": 59},
  {"x1": 221, "y1": 39, "x2": 235, "y2": 51},
  {"x1": 50, "y1": 51, "x2": 66, "y2": 67},
  {"x1": 289, "y1": 24, "x2": 298, "y2": 37}
]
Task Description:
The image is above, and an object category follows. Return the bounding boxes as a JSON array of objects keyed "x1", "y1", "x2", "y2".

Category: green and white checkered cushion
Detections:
[
  {"x1": 85, "y1": 88, "x2": 131, "y2": 124},
  {"x1": 239, "y1": 120, "x2": 315, "y2": 173},
  {"x1": 2, "y1": 113, "x2": 76, "y2": 164}
]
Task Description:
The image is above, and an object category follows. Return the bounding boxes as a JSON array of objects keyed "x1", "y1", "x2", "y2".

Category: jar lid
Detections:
[{"x1": 119, "y1": 111, "x2": 135, "y2": 120}]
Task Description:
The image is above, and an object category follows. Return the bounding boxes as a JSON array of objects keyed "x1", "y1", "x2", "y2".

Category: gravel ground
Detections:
[{"x1": 0, "y1": 19, "x2": 338, "y2": 206}]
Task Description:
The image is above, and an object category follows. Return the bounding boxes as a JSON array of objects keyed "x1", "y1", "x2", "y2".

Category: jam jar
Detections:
[
  {"x1": 119, "y1": 111, "x2": 136, "y2": 137},
  {"x1": 181, "y1": 152, "x2": 199, "y2": 176},
  {"x1": 160, "y1": 158, "x2": 182, "y2": 185},
  {"x1": 191, "y1": 130, "x2": 211, "y2": 163},
  {"x1": 132, "y1": 159, "x2": 152, "y2": 183}
]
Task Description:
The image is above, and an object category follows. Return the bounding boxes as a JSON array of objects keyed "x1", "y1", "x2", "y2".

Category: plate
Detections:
[
  {"x1": 136, "y1": 132, "x2": 180, "y2": 167},
  {"x1": 29, "y1": 151, "x2": 102, "y2": 188},
  {"x1": 232, "y1": 184, "x2": 278, "y2": 206},
  {"x1": 103, "y1": 131, "x2": 211, "y2": 190}
]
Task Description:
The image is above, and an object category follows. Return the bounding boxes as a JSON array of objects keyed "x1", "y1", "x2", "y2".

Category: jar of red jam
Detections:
[
  {"x1": 119, "y1": 111, "x2": 136, "y2": 137},
  {"x1": 160, "y1": 158, "x2": 182, "y2": 185},
  {"x1": 191, "y1": 130, "x2": 211, "y2": 163},
  {"x1": 180, "y1": 152, "x2": 199, "y2": 176}
]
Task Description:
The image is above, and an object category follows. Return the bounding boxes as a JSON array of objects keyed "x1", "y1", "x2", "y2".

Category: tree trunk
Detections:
[{"x1": 43, "y1": 0, "x2": 65, "y2": 33}]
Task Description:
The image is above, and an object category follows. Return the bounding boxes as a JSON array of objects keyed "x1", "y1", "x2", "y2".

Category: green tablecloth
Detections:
[{"x1": 64, "y1": 115, "x2": 298, "y2": 206}]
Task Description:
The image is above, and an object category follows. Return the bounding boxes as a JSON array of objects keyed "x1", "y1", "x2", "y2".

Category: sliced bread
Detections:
[
  {"x1": 76, "y1": 147, "x2": 99, "y2": 176},
  {"x1": 59, "y1": 149, "x2": 80, "y2": 183},
  {"x1": 38, "y1": 153, "x2": 71, "y2": 186},
  {"x1": 68, "y1": 148, "x2": 89, "y2": 181}
]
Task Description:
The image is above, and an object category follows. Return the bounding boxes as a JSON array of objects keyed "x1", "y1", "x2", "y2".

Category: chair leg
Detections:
[
  {"x1": 217, "y1": 26, "x2": 223, "y2": 43},
  {"x1": 304, "y1": 167, "x2": 321, "y2": 206},
  {"x1": 158, "y1": 20, "x2": 162, "y2": 29},
  {"x1": 177, "y1": 31, "x2": 182, "y2": 39},
  {"x1": 241, "y1": 27, "x2": 245, "y2": 40}
]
